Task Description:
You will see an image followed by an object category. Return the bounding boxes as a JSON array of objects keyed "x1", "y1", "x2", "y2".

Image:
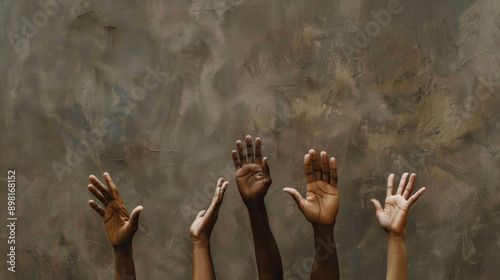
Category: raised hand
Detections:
[
  {"x1": 232, "y1": 135, "x2": 283, "y2": 279},
  {"x1": 190, "y1": 178, "x2": 229, "y2": 280},
  {"x1": 190, "y1": 178, "x2": 229, "y2": 242},
  {"x1": 284, "y1": 150, "x2": 339, "y2": 225},
  {"x1": 370, "y1": 173, "x2": 426, "y2": 235},
  {"x1": 231, "y1": 135, "x2": 272, "y2": 203},
  {"x1": 284, "y1": 149, "x2": 340, "y2": 280},
  {"x1": 372, "y1": 173, "x2": 426, "y2": 280},
  {"x1": 87, "y1": 172, "x2": 143, "y2": 248}
]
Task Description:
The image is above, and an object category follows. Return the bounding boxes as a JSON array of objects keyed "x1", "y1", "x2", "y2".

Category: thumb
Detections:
[
  {"x1": 129, "y1": 206, "x2": 143, "y2": 231},
  {"x1": 283, "y1": 188, "x2": 304, "y2": 211},
  {"x1": 370, "y1": 199, "x2": 383, "y2": 216},
  {"x1": 196, "y1": 210, "x2": 207, "y2": 219}
]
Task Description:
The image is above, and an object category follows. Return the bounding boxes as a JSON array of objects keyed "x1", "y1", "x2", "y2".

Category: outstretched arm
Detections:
[
  {"x1": 232, "y1": 135, "x2": 283, "y2": 280},
  {"x1": 190, "y1": 178, "x2": 228, "y2": 280},
  {"x1": 370, "y1": 173, "x2": 426, "y2": 280},
  {"x1": 284, "y1": 150, "x2": 340, "y2": 280},
  {"x1": 87, "y1": 172, "x2": 143, "y2": 280}
]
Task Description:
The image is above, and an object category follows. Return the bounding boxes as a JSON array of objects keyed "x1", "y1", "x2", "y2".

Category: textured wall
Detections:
[{"x1": 1, "y1": 0, "x2": 500, "y2": 279}]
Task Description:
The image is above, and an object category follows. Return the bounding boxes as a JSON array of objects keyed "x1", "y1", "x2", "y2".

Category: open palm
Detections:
[
  {"x1": 371, "y1": 173, "x2": 426, "y2": 235},
  {"x1": 232, "y1": 136, "x2": 272, "y2": 203},
  {"x1": 284, "y1": 150, "x2": 339, "y2": 225},
  {"x1": 87, "y1": 173, "x2": 142, "y2": 248}
]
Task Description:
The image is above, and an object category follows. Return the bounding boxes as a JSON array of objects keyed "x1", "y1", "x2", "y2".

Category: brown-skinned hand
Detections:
[
  {"x1": 231, "y1": 135, "x2": 272, "y2": 203},
  {"x1": 87, "y1": 172, "x2": 142, "y2": 248},
  {"x1": 190, "y1": 178, "x2": 228, "y2": 242},
  {"x1": 284, "y1": 150, "x2": 339, "y2": 225},
  {"x1": 370, "y1": 173, "x2": 426, "y2": 235}
]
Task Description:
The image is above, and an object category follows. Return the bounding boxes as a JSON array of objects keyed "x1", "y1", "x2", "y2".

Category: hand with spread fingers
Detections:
[
  {"x1": 87, "y1": 172, "x2": 142, "y2": 280},
  {"x1": 284, "y1": 149, "x2": 340, "y2": 280},
  {"x1": 283, "y1": 149, "x2": 339, "y2": 225},
  {"x1": 88, "y1": 172, "x2": 143, "y2": 248},
  {"x1": 231, "y1": 135, "x2": 272, "y2": 203},
  {"x1": 370, "y1": 173, "x2": 426, "y2": 236},
  {"x1": 371, "y1": 173, "x2": 426, "y2": 280},
  {"x1": 231, "y1": 135, "x2": 283, "y2": 280},
  {"x1": 190, "y1": 178, "x2": 229, "y2": 280}
]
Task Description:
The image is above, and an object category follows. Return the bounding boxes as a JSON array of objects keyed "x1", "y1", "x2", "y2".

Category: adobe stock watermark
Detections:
[
  {"x1": 51, "y1": 65, "x2": 168, "y2": 182},
  {"x1": 179, "y1": 161, "x2": 236, "y2": 224},
  {"x1": 446, "y1": 54, "x2": 498, "y2": 127},
  {"x1": 284, "y1": 234, "x2": 339, "y2": 279},
  {"x1": 179, "y1": 95, "x2": 295, "y2": 223},
  {"x1": 340, "y1": 0, "x2": 404, "y2": 60},
  {"x1": 392, "y1": 70, "x2": 497, "y2": 175},
  {"x1": 8, "y1": 0, "x2": 71, "y2": 57}
]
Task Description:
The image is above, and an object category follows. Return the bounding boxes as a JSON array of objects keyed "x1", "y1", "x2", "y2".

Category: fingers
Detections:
[
  {"x1": 89, "y1": 175, "x2": 112, "y2": 201},
  {"x1": 330, "y1": 157, "x2": 338, "y2": 188},
  {"x1": 213, "y1": 179, "x2": 229, "y2": 215},
  {"x1": 370, "y1": 199, "x2": 383, "y2": 217},
  {"x1": 255, "y1": 137, "x2": 263, "y2": 165},
  {"x1": 217, "y1": 180, "x2": 229, "y2": 205},
  {"x1": 320, "y1": 152, "x2": 330, "y2": 183},
  {"x1": 88, "y1": 200, "x2": 105, "y2": 217},
  {"x1": 262, "y1": 157, "x2": 270, "y2": 175},
  {"x1": 232, "y1": 150, "x2": 241, "y2": 170},
  {"x1": 103, "y1": 172, "x2": 119, "y2": 197},
  {"x1": 207, "y1": 178, "x2": 229, "y2": 215},
  {"x1": 396, "y1": 173, "x2": 409, "y2": 195},
  {"x1": 129, "y1": 206, "x2": 143, "y2": 231},
  {"x1": 402, "y1": 173, "x2": 416, "y2": 199},
  {"x1": 407, "y1": 187, "x2": 426, "y2": 206},
  {"x1": 236, "y1": 140, "x2": 247, "y2": 166},
  {"x1": 386, "y1": 174, "x2": 395, "y2": 197},
  {"x1": 87, "y1": 184, "x2": 106, "y2": 205},
  {"x1": 304, "y1": 154, "x2": 314, "y2": 183},
  {"x1": 283, "y1": 188, "x2": 305, "y2": 211},
  {"x1": 246, "y1": 135, "x2": 254, "y2": 164},
  {"x1": 309, "y1": 150, "x2": 322, "y2": 181}
]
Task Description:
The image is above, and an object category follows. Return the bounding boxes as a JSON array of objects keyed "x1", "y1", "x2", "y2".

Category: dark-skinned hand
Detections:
[
  {"x1": 284, "y1": 149, "x2": 339, "y2": 225},
  {"x1": 231, "y1": 135, "x2": 272, "y2": 203},
  {"x1": 190, "y1": 178, "x2": 228, "y2": 242},
  {"x1": 87, "y1": 172, "x2": 143, "y2": 248}
]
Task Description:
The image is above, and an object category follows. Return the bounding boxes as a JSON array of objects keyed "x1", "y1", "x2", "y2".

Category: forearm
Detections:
[
  {"x1": 113, "y1": 244, "x2": 136, "y2": 280},
  {"x1": 246, "y1": 200, "x2": 283, "y2": 280},
  {"x1": 310, "y1": 224, "x2": 339, "y2": 280},
  {"x1": 192, "y1": 240, "x2": 216, "y2": 280},
  {"x1": 386, "y1": 233, "x2": 407, "y2": 280}
]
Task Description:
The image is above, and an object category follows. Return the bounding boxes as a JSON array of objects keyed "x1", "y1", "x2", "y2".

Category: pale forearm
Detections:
[
  {"x1": 246, "y1": 200, "x2": 283, "y2": 280},
  {"x1": 310, "y1": 224, "x2": 339, "y2": 280},
  {"x1": 192, "y1": 240, "x2": 216, "y2": 280},
  {"x1": 113, "y1": 244, "x2": 136, "y2": 280},
  {"x1": 386, "y1": 233, "x2": 407, "y2": 280}
]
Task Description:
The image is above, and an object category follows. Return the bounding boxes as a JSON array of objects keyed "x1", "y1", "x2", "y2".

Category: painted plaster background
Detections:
[{"x1": 1, "y1": 0, "x2": 500, "y2": 279}]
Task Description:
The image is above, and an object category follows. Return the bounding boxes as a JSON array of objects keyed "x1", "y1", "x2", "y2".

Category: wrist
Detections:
[
  {"x1": 312, "y1": 223, "x2": 335, "y2": 239},
  {"x1": 244, "y1": 199, "x2": 266, "y2": 209},
  {"x1": 312, "y1": 223, "x2": 335, "y2": 232},
  {"x1": 113, "y1": 242, "x2": 132, "y2": 252},
  {"x1": 192, "y1": 237, "x2": 210, "y2": 248},
  {"x1": 113, "y1": 243, "x2": 133, "y2": 255},
  {"x1": 386, "y1": 231, "x2": 406, "y2": 242}
]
